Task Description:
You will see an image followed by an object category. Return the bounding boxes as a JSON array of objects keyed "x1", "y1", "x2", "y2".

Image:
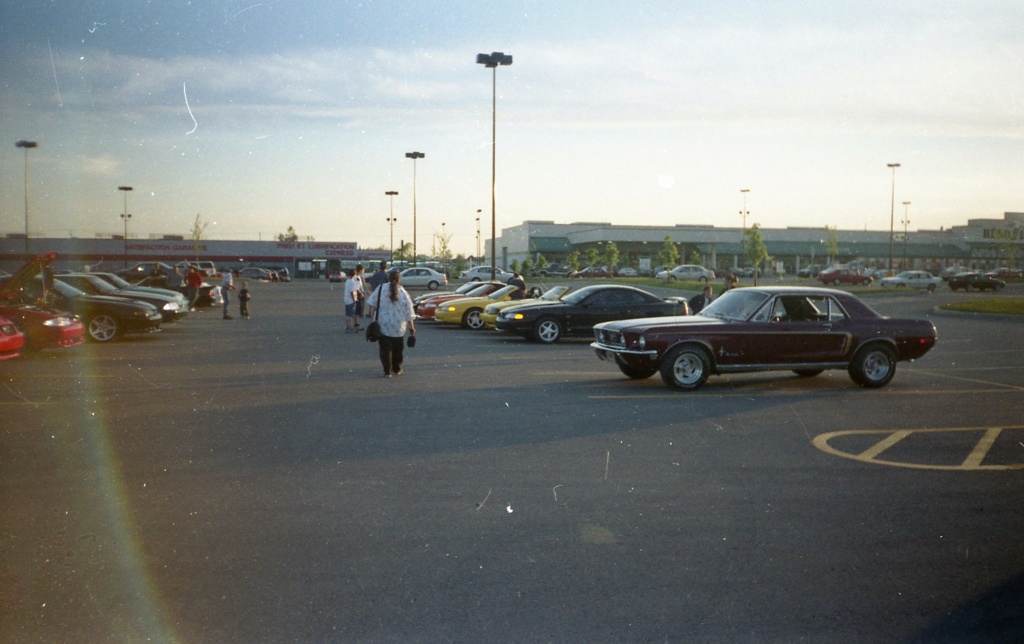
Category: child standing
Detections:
[{"x1": 238, "y1": 281, "x2": 251, "y2": 319}]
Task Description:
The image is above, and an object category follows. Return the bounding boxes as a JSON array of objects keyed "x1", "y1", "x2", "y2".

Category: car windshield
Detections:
[
  {"x1": 699, "y1": 289, "x2": 771, "y2": 321},
  {"x1": 466, "y1": 284, "x2": 494, "y2": 296},
  {"x1": 488, "y1": 285, "x2": 518, "y2": 299},
  {"x1": 102, "y1": 273, "x2": 134, "y2": 288},
  {"x1": 73, "y1": 276, "x2": 120, "y2": 295},
  {"x1": 560, "y1": 285, "x2": 606, "y2": 305},
  {"x1": 540, "y1": 286, "x2": 570, "y2": 301}
]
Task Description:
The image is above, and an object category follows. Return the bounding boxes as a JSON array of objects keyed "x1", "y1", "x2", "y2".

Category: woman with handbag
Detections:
[{"x1": 369, "y1": 270, "x2": 416, "y2": 378}]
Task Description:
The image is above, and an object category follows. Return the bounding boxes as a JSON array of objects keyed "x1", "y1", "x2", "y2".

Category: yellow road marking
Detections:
[{"x1": 813, "y1": 426, "x2": 1024, "y2": 471}]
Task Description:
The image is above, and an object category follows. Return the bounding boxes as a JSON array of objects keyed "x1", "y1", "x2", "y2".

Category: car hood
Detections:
[
  {"x1": 0, "y1": 252, "x2": 57, "y2": 301},
  {"x1": 595, "y1": 314, "x2": 727, "y2": 334}
]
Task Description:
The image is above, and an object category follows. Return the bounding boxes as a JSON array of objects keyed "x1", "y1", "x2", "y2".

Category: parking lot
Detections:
[{"x1": 3, "y1": 279, "x2": 1024, "y2": 642}]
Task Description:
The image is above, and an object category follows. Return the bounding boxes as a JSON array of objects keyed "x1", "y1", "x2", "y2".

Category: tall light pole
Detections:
[
  {"x1": 477, "y1": 51, "x2": 513, "y2": 281},
  {"x1": 119, "y1": 186, "x2": 133, "y2": 267},
  {"x1": 405, "y1": 151, "x2": 424, "y2": 266},
  {"x1": 441, "y1": 222, "x2": 447, "y2": 276},
  {"x1": 15, "y1": 140, "x2": 38, "y2": 256},
  {"x1": 901, "y1": 201, "x2": 911, "y2": 270},
  {"x1": 739, "y1": 189, "x2": 750, "y2": 238},
  {"x1": 475, "y1": 209, "x2": 482, "y2": 260},
  {"x1": 887, "y1": 163, "x2": 901, "y2": 276},
  {"x1": 385, "y1": 190, "x2": 398, "y2": 262}
]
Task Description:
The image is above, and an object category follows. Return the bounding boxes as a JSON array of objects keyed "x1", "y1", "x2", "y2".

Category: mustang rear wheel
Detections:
[
  {"x1": 533, "y1": 317, "x2": 563, "y2": 343},
  {"x1": 461, "y1": 308, "x2": 485, "y2": 330},
  {"x1": 87, "y1": 314, "x2": 121, "y2": 342},
  {"x1": 848, "y1": 344, "x2": 896, "y2": 388},
  {"x1": 659, "y1": 345, "x2": 710, "y2": 391}
]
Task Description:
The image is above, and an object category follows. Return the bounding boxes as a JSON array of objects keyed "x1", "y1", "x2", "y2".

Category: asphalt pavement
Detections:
[{"x1": 2, "y1": 279, "x2": 1023, "y2": 642}]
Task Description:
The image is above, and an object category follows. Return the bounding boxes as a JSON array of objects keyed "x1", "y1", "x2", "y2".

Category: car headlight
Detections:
[
  {"x1": 43, "y1": 316, "x2": 76, "y2": 327},
  {"x1": 133, "y1": 309, "x2": 152, "y2": 317},
  {"x1": 162, "y1": 302, "x2": 179, "y2": 311},
  {"x1": 512, "y1": 312, "x2": 525, "y2": 320},
  {"x1": 443, "y1": 305, "x2": 456, "y2": 313}
]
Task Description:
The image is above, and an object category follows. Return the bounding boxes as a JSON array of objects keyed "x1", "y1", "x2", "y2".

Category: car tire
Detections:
[
  {"x1": 927, "y1": 284, "x2": 936, "y2": 293},
  {"x1": 471, "y1": 277, "x2": 481, "y2": 282},
  {"x1": 699, "y1": 275, "x2": 708, "y2": 283},
  {"x1": 427, "y1": 280, "x2": 440, "y2": 290},
  {"x1": 833, "y1": 278, "x2": 842, "y2": 286},
  {"x1": 87, "y1": 314, "x2": 121, "y2": 342},
  {"x1": 461, "y1": 308, "x2": 485, "y2": 330},
  {"x1": 618, "y1": 363, "x2": 657, "y2": 379},
  {"x1": 793, "y1": 369, "x2": 824, "y2": 378},
  {"x1": 848, "y1": 344, "x2": 896, "y2": 388},
  {"x1": 533, "y1": 317, "x2": 563, "y2": 343},
  {"x1": 965, "y1": 283, "x2": 973, "y2": 292},
  {"x1": 659, "y1": 344, "x2": 711, "y2": 391}
]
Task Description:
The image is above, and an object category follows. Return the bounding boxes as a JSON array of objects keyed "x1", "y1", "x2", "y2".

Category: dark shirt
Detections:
[
  {"x1": 368, "y1": 269, "x2": 388, "y2": 291},
  {"x1": 508, "y1": 276, "x2": 526, "y2": 299},
  {"x1": 688, "y1": 293, "x2": 711, "y2": 314}
]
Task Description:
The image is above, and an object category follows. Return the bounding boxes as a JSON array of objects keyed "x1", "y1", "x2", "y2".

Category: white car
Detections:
[
  {"x1": 616, "y1": 267, "x2": 638, "y2": 277},
  {"x1": 878, "y1": 270, "x2": 943, "y2": 292},
  {"x1": 460, "y1": 266, "x2": 515, "y2": 282},
  {"x1": 399, "y1": 267, "x2": 447, "y2": 290},
  {"x1": 655, "y1": 264, "x2": 715, "y2": 282}
]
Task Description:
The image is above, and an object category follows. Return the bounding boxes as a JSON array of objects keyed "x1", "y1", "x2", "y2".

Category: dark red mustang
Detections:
[{"x1": 591, "y1": 286, "x2": 937, "y2": 391}]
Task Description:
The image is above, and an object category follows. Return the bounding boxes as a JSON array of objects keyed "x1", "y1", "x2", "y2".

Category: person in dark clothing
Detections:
[
  {"x1": 238, "y1": 281, "x2": 251, "y2": 319},
  {"x1": 688, "y1": 284, "x2": 713, "y2": 314},
  {"x1": 507, "y1": 272, "x2": 527, "y2": 300}
]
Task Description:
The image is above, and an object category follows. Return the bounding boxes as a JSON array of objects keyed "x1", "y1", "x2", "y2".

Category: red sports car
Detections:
[
  {"x1": 0, "y1": 315, "x2": 26, "y2": 360},
  {"x1": 415, "y1": 282, "x2": 505, "y2": 320},
  {"x1": 592, "y1": 286, "x2": 936, "y2": 391},
  {"x1": 0, "y1": 253, "x2": 86, "y2": 352}
]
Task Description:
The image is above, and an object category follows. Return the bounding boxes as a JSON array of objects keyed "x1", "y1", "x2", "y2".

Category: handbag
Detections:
[{"x1": 365, "y1": 288, "x2": 382, "y2": 342}]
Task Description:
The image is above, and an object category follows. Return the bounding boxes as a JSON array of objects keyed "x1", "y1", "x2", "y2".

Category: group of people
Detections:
[{"x1": 344, "y1": 261, "x2": 416, "y2": 378}]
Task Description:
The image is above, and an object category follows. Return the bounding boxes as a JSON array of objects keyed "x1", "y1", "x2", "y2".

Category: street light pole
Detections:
[
  {"x1": 887, "y1": 163, "x2": 901, "y2": 276},
  {"x1": 475, "y1": 209, "x2": 482, "y2": 261},
  {"x1": 477, "y1": 51, "x2": 513, "y2": 282},
  {"x1": 119, "y1": 186, "x2": 133, "y2": 267},
  {"x1": 405, "y1": 152, "x2": 424, "y2": 266},
  {"x1": 441, "y1": 222, "x2": 447, "y2": 276},
  {"x1": 15, "y1": 140, "x2": 38, "y2": 256},
  {"x1": 385, "y1": 190, "x2": 398, "y2": 262},
  {"x1": 901, "y1": 201, "x2": 911, "y2": 270}
]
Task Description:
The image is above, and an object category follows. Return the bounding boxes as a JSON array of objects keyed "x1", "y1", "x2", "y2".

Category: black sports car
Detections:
[
  {"x1": 947, "y1": 272, "x2": 1006, "y2": 292},
  {"x1": 17, "y1": 275, "x2": 162, "y2": 342},
  {"x1": 494, "y1": 284, "x2": 689, "y2": 343},
  {"x1": 57, "y1": 273, "x2": 188, "y2": 322}
]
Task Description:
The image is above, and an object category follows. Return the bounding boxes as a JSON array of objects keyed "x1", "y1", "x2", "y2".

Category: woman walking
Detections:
[{"x1": 370, "y1": 270, "x2": 416, "y2": 377}]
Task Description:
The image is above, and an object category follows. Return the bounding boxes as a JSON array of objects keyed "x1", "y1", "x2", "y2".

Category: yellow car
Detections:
[
  {"x1": 433, "y1": 285, "x2": 519, "y2": 329},
  {"x1": 480, "y1": 285, "x2": 571, "y2": 328}
]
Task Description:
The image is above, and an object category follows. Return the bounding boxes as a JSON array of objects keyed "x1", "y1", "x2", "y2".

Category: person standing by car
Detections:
[
  {"x1": 344, "y1": 264, "x2": 364, "y2": 333},
  {"x1": 370, "y1": 270, "x2": 416, "y2": 377},
  {"x1": 221, "y1": 269, "x2": 236, "y2": 319},
  {"x1": 688, "y1": 284, "x2": 714, "y2": 314},
  {"x1": 507, "y1": 272, "x2": 527, "y2": 300},
  {"x1": 185, "y1": 266, "x2": 204, "y2": 311},
  {"x1": 166, "y1": 265, "x2": 185, "y2": 289}
]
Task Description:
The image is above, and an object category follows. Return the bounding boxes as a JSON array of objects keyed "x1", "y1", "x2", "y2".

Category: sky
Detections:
[{"x1": 2, "y1": 0, "x2": 1023, "y2": 256}]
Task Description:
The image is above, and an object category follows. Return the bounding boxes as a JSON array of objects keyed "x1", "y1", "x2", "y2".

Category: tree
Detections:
[
  {"x1": 189, "y1": 214, "x2": 209, "y2": 262},
  {"x1": 584, "y1": 247, "x2": 600, "y2": 268},
  {"x1": 689, "y1": 250, "x2": 703, "y2": 266},
  {"x1": 603, "y1": 241, "x2": 620, "y2": 271},
  {"x1": 433, "y1": 231, "x2": 453, "y2": 273},
  {"x1": 452, "y1": 254, "x2": 469, "y2": 275},
  {"x1": 536, "y1": 255, "x2": 548, "y2": 272},
  {"x1": 566, "y1": 250, "x2": 580, "y2": 272},
  {"x1": 824, "y1": 226, "x2": 839, "y2": 265},
  {"x1": 393, "y1": 242, "x2": 413, "y2": 263},
  {"x1": 278, "y1": 226, "x2": 299, "y2": 242},
  {"x1": 521, "y1": 258, "x2": 533, "y2": 274},
  {"x1": 510, "y1": 259, "x2": 520, "y2": 273},
  {"x1": 744, "y1": 224, "x2": 770, "y2": 286},
  {"x1": 658, "y1": 235, "x2": 680, "y2": 269}
]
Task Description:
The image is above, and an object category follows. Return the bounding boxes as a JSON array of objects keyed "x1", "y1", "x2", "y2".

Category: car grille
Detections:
[{"x1": 594, "y1": 328, "x2": 625, "y2": 347}]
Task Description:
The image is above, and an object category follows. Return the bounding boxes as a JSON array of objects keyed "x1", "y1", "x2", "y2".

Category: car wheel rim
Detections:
[
  {"x1": 89, "y1": 315, "x2": 118, "y2": 342},
  {"x1": 673, "y1": 353, "x2": 704, "y2": 385},
  {"x1": 862, "y1": 350, "x2": 893, "y2": 382},
  {"x1": 466, "y1": 311, "x2": 483, "y2": 329},
  {"x1": 537, "y1": 321, "x2": 559, "y2": 342}
]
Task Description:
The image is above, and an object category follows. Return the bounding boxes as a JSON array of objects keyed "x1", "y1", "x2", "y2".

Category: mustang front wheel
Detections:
[
  {"x1": 461, "y1": 308, "x2": 485, "y2": 330},
  {"x1": 533, "y1": 317, "x2": 563, "y2": 343},
  {"x1": 848, "y1": 344, "x2": 896, "y2": 388},
  {"x1": 660, "y1": 345, "x2": 710, "y2": 391}
]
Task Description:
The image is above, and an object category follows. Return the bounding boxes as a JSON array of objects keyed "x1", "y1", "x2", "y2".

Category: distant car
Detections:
[
  {"x1": 495, "y1": 284, "x2": 689, "y2": 343},
  {"x1": 56, "y1": 273, "x2": 188, "y2": 322},
  {"x1": 0, "y1": 315, "x2": 26, "y2": 360},
  {"x1": 328, "y1": 271, "x2": 347, "y2": 283},
  {"x1": 655, "y1": 265, "x2": 715, "y2": 283},
  {"x1": 265, "y1": 266, "x2": 292, "y2": 282},
  {"x1": 878, "y1": 270, "x2": 943, "y2": 292},
  {"x1": 460, "y1": 266, "x2": 515, "y2": 282},
  {"x1": 818, "y1": 267, "x2": 873, "y2": 286},
  {"x1": 416, "y1": 282, "x2": 505, "y2": 320},
  {"x1": 616, "y1": 267, "x2": 638, "y2": 277},
  {"x1": 797, "y1": 264, "x2": 823, "y2": 278},
  {"x1": 591, "y1": 286, "x2": 937, "y2": 391},
  {"x1": 532, "y1": 264, "x2": 570, "y2": 277},
  {"x1": 238, "y1": 267, "x2": 274, "y2": 281},
  {"x1": 117, "y1": 261, "x2": 177, "y2": 282},
  {"x1": 986, "y1": 268, "x2": 1022, "y2": 280},
  {"x1": 947, "y1": 272, "x2": 1006, "y2": 292},
  {"x1": 400, "y1": 267, "x2": 447, "y2": 290},
  {"x1": 570, "y1": 266, "x2": 612, "y2": 279}
]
